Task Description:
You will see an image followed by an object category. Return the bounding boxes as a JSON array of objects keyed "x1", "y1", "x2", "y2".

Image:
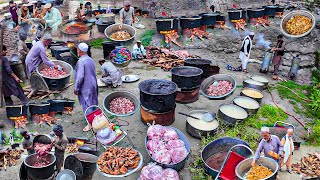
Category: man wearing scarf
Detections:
[
  {"x1": 119, "y1": 1, "x2": 135, "y2": 29},
  {"x1": 52, "y1": 125, "x2": 68, "y2": 173},
  {"x1": 239, "y1": 32, "x2": 254, "y2": 73},
  {"x1": 252, "y1": 127, "x2": 284, "y2": 166},
  {"x1": 280, "y1": 129, "x2": 294, "y2": 173}
]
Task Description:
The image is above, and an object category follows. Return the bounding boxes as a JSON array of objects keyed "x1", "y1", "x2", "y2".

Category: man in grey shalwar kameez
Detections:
[
  {"x1": 74, "y1": 42, "x2": 98, "y2": 112},
  {"x1": 25, "y1": 34, "x2": 55, "y2": 77},
  {"x1": 2, "y1": 45, "x2": 27, "y2": 105},
  {"x1": 98, "y1": 59, "x2": 123, "y2": 87}
]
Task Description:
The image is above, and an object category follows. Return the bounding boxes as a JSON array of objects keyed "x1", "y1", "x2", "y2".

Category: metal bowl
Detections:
[
  {"x1": 233, "y1": 96, "x2": 260, "y2": 116},
  {"x1": 104, "y1": 23, "x2": 136, "y2": 42},
  {"x1": 243, "y1": 79, "x2": 264, "y2": 92},
  {"x1": 200, "y1": 74, "x2": 237, "y2": 99},
  {"x1": 280, "y1": 10, "x2": 316, "y2": 38},
  {"x1": 103, "y1": 91, "x2": 140, "y2": 117},
  {"x1": 109, "y1": 47, "x2": 132, "y2": 67},
  {"x1": 145, "y1": 127, "x2": 191, "y2": 171},
  {"x1": 56, "y1": 169, "x2": 76, "y2": 180},
  {"x1": 24, "y1": 153, "x2": 56, "y2": 180},
  {"x1": 236, "y1": 157, "x2": 278, "y2": 180}
]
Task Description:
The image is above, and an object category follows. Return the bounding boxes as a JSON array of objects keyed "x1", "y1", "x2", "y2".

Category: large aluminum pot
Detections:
[
  {"x1": 24, "y1": 153, "x2": 56, "y2": 180},
  {"x1": 200, "y1": 74, "x2": 237, "y2": 99},
  {"x1": 103, "y1": 91, "x2": 140, "y2": 117},
  {"x1": 243, "y1": 79, "x2": 264, "y2": 91},
  {"x1": 201, "y1": 137, "x2": 251, "y2": 177},
  {"x1": 171, "y1": 66, "x2": 203, "y2": 90},
  {"x1": 280, "y1": 10, "x2": 316, "y2": 38},
  {"x1": 36, "y1": 60, "x2": 73, "y2": 90},
  {"x1": 236, "y1": 157, "x2": 278, "y2": 180},
  {"x1": 104, "y1": 23, "x2": 136, "y2": 43}
]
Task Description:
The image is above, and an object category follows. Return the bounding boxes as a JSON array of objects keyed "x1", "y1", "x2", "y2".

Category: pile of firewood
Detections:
[
  {"x1": 9, "y1": 116, "x2": 28, "y2": 129},
  {"x1": 142, "y1": 46, "x2": 200, "y2": 71},
  {"x1": 190, "y1": 28, "x2": 210, "y2": 42},
  {"x1": 292, "y1": 152, "x2": 320, "y2": 178},
  {"x1": 0, "y1": 149, "x2": 24, "y2": 170}
]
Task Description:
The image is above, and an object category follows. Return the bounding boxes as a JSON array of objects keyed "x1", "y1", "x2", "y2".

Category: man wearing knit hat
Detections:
[
  {"x1": 119, "y1": 1, "x2": 135, "y2": 29},
  {"x1": 52, "y1": 125, "x2": 68, "y2": 172},
  {"x1": 252, "y1": 127, "x2": 284, "y2": 167},
  {"x1": 41, "y1": 3, "x2": 62, "y2": 33},
  {"x1": 74, "y1": 43, "x2": 98, "y2": 131},
  {"x1": 25, "y1": 33, "x2": 55, "y2": 77}
]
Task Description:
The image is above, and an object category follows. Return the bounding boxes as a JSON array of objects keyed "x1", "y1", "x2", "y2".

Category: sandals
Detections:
[
  {"x1": 83, "y1": 125, "x2": 91, "y2": 132},
  {"x1": 243, "y1": 69, "x2": 248, "y2": 73}
]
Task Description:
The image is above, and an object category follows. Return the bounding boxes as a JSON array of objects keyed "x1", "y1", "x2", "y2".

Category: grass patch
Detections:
[
  {"x1": 189, "y1": 104, "x2": 286, "y2": 179},
  {"x1": 139, "y1": 30, "x2": 156, "y2": 47},
  {"x1": 89, "y1": 38, "x2": 105, "y2": 49}
]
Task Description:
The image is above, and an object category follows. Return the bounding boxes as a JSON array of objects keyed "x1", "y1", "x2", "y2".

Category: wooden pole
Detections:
[{"x1": 0, "y1": 21, "x2": 4, "y2": 107}]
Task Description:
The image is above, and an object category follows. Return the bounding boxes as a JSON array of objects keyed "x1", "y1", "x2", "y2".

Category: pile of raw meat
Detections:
[
  {"x1": 206, "y1": 80, "x2": 234, "y2": 96},
  {"x1": 146, "y1": 124, "x2": 188, "y2": 165},
  {"x1": 109, "y1": 97, "x2": 135, "y2": 114},
  {"x1": 40, "y1": 68, "x2": 67, "y2": 78},
  {"x1": 139, "y1": 163, "x2": 179, "y2": 180},
  {"x1": 32, "y1": 143, "x2": 52, "y2": 167}
]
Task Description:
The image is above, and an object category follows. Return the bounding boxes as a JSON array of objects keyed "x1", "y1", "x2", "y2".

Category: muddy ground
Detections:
[{"x1": 0, "y1": 11, "x2": 319, "y2": 180}]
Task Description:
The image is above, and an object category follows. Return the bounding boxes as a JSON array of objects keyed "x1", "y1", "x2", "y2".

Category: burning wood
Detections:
[
  {"x1": 143, "y1": 46, "x2": 200, "y2": 71},
  {"x1": 231, "y1": 19, "x2": 247, "y2": 31},
  {"x1": 32, "y1": 114, "x2": 58, "y2": 127},
  {"x1": 250, "y1": 17, "x2": 270, "y2": 28},
  {"x1": 142, "y1": 14, "x2": 149, "y2": 18},
  {"x1": 190, "y1": 28, "x2": 210, "y2": 42},
  {"x1": 165, "y1": 31, "x2": 182, "y2": 48},
  {"x1": 9, "y1": 116, "x2": 28, "y2": 129},
  {"x1": 215, "y1": 21, "x2": 232, "y2": 30},
  {"x1": 66, "y1": 144, "x2": 79, "y2": 154},
  {"x1": 0, "y1": 149, "x2": 24, "y2": 170},
  {"x1": 275, "y1": 12, "x2": 283, "y2": 18},
  {"x1": 292, "y1": 152, "x2": 320, "y2": 178}
]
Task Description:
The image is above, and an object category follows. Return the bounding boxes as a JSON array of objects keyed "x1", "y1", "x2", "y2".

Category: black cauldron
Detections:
[
  {"x1": 171, "y1": 66, "x2": 203, "y2": 90},
  {"x1": 139, "y1": 79, "x2": 178, "y2": 112},
  {"x1": 24, "y1": 154, "x2": 56, "y2": 180},
  {"x1": 29, "y1": 102, "x2": 50, "y2": 115},
  {"x1": 180, "y1": 16, "x2": 201, "y2": 29},
  {"x1": 184, "y1": 58, "x2": 212, "y2": 78},
  {"x1": 155, "y1": 17, "x2": 179, "y2": 32},
  {"x1": 198, "y1": 13, "x2": 217, "y2": 26}
]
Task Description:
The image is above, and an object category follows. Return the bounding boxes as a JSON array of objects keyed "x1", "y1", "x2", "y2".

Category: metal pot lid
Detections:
[
  {"x1": 243, "y1": 79, "x2": 264, "y2": 86},
  {"x1": 171, "y1": 66, "x2": 203, "y2": 77},
  {"x1": 139, "y1": 79, "x2": 178, "y2": 95},
  {"x1": 233, "y1": 96, "x2": 260, "y2": 110},
  {"x1": 187, "y1": 110, "x2": 219, "y2": 131},
  {"x1": 251, "y1": 75, "x2": 269, "y2": 84},
  {"x1": 185, "y1": 58, "x2": 212, "y2": 65},
  {"x1": 64, "y1": 155, "x2": 83, "y2": 178},
  {"x1": 33, "y1": 134, "x2": 51, "y2": 146},
  {"x1": 219, "y1": 104, "x2": 248, "y2": 119}
]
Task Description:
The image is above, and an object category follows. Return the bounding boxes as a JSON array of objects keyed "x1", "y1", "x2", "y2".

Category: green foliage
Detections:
[
  {"x1": 11, "y1": 128, "x2": 23, "y2": 142},
  {"x1": 89, "y1": 38, "x2": 105, "y2": 49},
  {"x1": 139, "y1": 30, "x2": 156, "y2": 46}
]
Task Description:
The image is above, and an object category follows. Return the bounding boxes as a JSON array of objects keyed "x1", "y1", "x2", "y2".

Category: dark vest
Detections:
[
  {"x1": 240, "y1": 36, "x2": 251, "y2": 54},
  {"x1": 276, "y1": 40, "x2": 284, "y2": 56}
]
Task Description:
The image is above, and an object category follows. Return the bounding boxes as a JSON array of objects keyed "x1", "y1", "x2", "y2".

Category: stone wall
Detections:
[{"x1": 0, "y1": 25, "x2": 19, "y2": 59}]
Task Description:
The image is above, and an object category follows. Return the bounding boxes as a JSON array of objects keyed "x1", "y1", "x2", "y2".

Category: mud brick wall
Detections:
[{"x1": 0, "y1": 27, "x2": 19, "y2": 59}]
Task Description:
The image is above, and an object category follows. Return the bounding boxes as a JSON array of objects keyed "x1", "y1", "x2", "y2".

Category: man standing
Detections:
[
  {"x1": 42, "y1": 3, "x2": 62, "y2": 33},
  {"x1": 2, "y1": 45, "x2": 27, "y2": 105},
  {"x1": 25, "y1": 33, "x2": 55, "y2": 78},
  {"x1": 132, "y1": 40, "x2": 146, "y2": 60},
  {"x1": 271, "y1": 35, "x2": 285, "y2": 76},
  {"x1": 21, "y1": 131, "x2": 35, "y2": 155},
  {"x1": 52, "y1": 125, "x2": 68, "y2": 173},
  {"x1": 119, "y1": 1, "x2": 135, "y2": 29},
  {"x1": 239, "y1": 32, "x2": 254, "y2": 73},
  {"x1": 252, "y1": 127, "x2": 284, "y2": 166},
  {"x1": 280, "y1": 128, "x2": 294, "y2": 173},
  {"x1": 74, "y1": 43, "x2": 98, "y2": 131}
]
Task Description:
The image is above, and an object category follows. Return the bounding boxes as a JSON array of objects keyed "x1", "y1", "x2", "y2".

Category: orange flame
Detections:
[{"x1": 75, "y1": 139, "x2": 85, "y2": 146}]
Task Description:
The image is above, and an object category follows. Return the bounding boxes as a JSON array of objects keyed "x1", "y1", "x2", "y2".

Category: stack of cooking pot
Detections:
[
  {"x1": 171, "y1": 66, "x2": 203, "y2": 103},
  {"x1": 139, "y1": 79, "x2": 178, "y2": 125}
]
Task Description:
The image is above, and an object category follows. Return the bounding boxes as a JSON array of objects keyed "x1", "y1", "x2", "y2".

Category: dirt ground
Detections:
[{"x1": 0, "y1": 10, "x2": 319, "y2": 180}]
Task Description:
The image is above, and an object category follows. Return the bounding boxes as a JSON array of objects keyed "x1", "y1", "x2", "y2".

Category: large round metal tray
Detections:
[
  {"x1": 60, "y1": 20, "x2": 92, "y2": 35},
  {"x1": 96, "y1": 151, "x2": 143, "y2": 178},
  {"x1": 18, "y1": 19, "x2": 44, "y2": 38},
  {"x1": 104, "y1": 23, "x2": 136, "y2": 42},
  {"x1": 280, "y1": 10, "x2": 316, "y2": 38},
  {"x1": 36, "y1": 60, "x2": 73, "y2": 80},
  {"x1": 200, "y1": 74, "x2": 237, "y2": 99}
]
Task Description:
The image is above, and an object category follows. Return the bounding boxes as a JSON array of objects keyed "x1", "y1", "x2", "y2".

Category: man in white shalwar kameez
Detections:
[
  {"x1": 280, "y1": 128, "x2": 294, "y2": 173},
  {"x1": 42, "y1": 3, "x2": 62, "y2": 33},
  {"x1": 239, "y1": 32, "x2": 254, "y2": 73}
]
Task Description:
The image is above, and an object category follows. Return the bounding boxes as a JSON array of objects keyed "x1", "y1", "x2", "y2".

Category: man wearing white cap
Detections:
[
  {"x1": 119, "y1": 1, "x2": 135, "y2": 29},
  {"x1": 25, "y1": 33, "x2": 55, "y2": 77},
  {"x1": 239, "y1": 32, "x2": 254, "y2": 73},
  {"x1": 252, "y1": 127, "x2": 284, "y2": 166},
  {"x1": 280, "y1": 128, "x2": 294, "y2": 173},
  {"x1": 132, "y1": 40, "x2": 146, "y2": 60},
  {"x1": 41, "y1": 3, "x2": 62, "y2": 33},
  {"x1": 74, "y1": 43, "x2": 98, "y2": 129}
]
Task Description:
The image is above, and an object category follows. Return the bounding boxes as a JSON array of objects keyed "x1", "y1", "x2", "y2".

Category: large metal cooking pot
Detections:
[
  {"x1": 105, "y1": 24, "x2": 136, "y2": 43},
  {"x1": 240, "y1": 88, "x2": 264, "y2": 104},
  {"x1": 180, "y1": 16, "x2": 201, "y2": 29},
  {"x1": 233, "y1": 96, "x2": 260, "y2": 116},
  {"x1": 198, "y1": 13, "x2": 217, "y2": 26},
  {"x1": 236, "y1": 157, "x2": 278, "y2": 180},
  {"x1": 103, "y1": 91, "x2": 140, "y2": 117},
  {"x1": 5, "y1": 104, "x2": 28, "y2": 118},
  {"x1": 184, "y1": 58, "x2": 212, "y2": 78},
  {"x1": 171, "y1": 66, "x2": 203, "y2": 90},
  {"x1": 33, "y1": 134, "x2": 52, "y2": 147},
  {"x1": 139, "y1": 79, "x2": 178, "y2": 112},
  {"x1": 24, "y1": 153, "x2": 56, "y2": 180},
  {"x1": 65, "y1": 153, "x2": 98, "y2": 180},
  {"x1": 96, "y1": 13, "x2": 115, "y2": 23},
  {"x1": 36, "y1": 60, "x2": 73, "y2": 90},
  {"x1": 247, "y1": 8, "x2": 265, "y2": 18},
  {"x1": 186, "y1": 110, "x2": 219, "y2": 139},
  {"x1": 56, "y1": 169, "x2": 76, "y2": 180},
  {"x1": 47, "y1": 99, "x2": 66, "y2": 113},
  {"x1": 155, "y1": 17, "x2": 179, "y2": 32},
  {"x1": 200, "y1": 74, "x2": 237, "y2": 99},
  {"x1": 243, "y1": 79, "x2": 264, "y2": 91},
  {"x1": 227, "y1": 9, "x2": 242, "y2": 21},
  {"x1": 29, "y1": 102, "x2": 50, "y2": 115},
  {"x1": 280, "y1": 10, "x2": 315, "y2": 38},
  {"x1": 50, "y1": 46, "x2": 70, "y2": 60},
  {"x1": 96, "y1": 19, "x2": 115, "y2": 33},
  {"x1": 60, "y1": 21, "x2": 91, "y2": 35},
  {"x1": 201, "y1": 137, "x2": 251, "y2": 178},
  {"x1": 265, "y1": 5, "x2": 278, "y2": 16},
  {"x1": 140, "y1": 105, "x2": 175, "y2": 125},
  {"x1": 218, "y1": 104, "x2": 248, "y2": 125}
]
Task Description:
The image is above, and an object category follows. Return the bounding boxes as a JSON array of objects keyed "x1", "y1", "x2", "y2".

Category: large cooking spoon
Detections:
[{"x1": 179, "y1": 112, "x2": 216, "y2": 122}]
